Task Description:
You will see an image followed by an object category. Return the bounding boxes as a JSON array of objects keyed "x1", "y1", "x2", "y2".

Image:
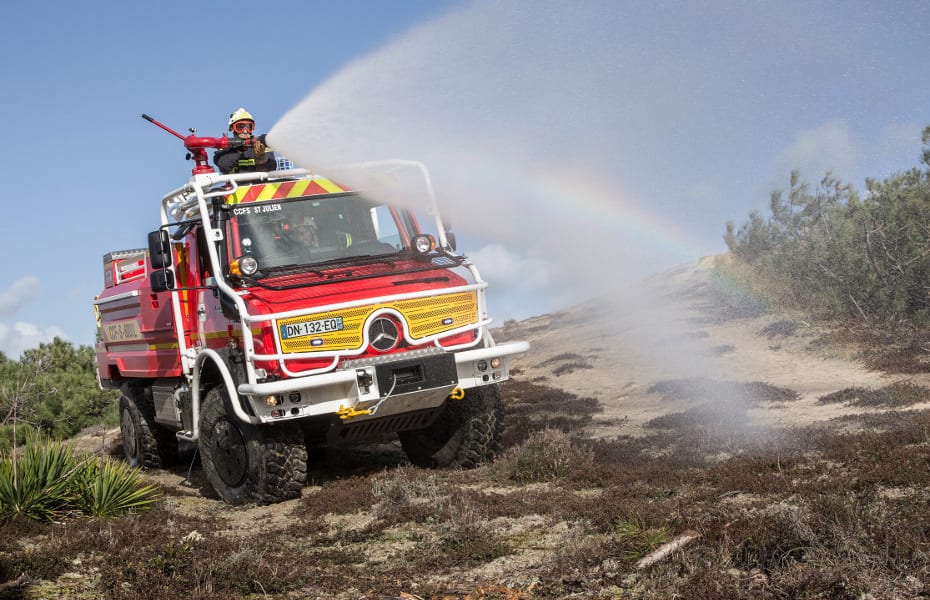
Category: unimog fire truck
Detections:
[{"x1": 93, "y1": 116, "x2": 528, "y2": 504}]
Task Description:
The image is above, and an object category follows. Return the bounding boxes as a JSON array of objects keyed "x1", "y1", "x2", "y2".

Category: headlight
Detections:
[
  {"x1": 231, "y1": 255, "x2": 259, "y2": 276},
  {"x1": 412, "y1": 234, "x2": 435, "y2": 254},
  {"x1": 239, "y1": 256, "x2": 259, "y2": 276}
]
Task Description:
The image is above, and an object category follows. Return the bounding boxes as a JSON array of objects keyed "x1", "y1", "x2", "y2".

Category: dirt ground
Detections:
[
  {"x1": 13, "y1": 256, "x2": 930, "y2": 598},
  {"x1": 496, "y1": 257, "x2": 927, "y2": 436}
]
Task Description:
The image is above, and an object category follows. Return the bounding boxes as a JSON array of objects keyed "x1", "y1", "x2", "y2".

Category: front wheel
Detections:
[
  {"x1": 399, "y1": 385, "x2": 504, "y2": 469},
  {"x1": 199, "y1": 386, "x2": 307, "y2": 505}
]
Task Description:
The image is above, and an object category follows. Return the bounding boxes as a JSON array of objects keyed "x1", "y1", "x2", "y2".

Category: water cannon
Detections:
[{"x1": 142, "y1": 113, "x2": 243, "y2": 176}]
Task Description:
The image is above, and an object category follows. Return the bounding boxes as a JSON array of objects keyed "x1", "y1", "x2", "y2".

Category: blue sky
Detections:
[{"x1": 1, "y1": 0, "x2": 929, "y2": 356}]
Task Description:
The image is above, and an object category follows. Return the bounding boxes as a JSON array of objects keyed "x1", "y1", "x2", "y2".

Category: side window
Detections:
[{"x1": 372, "y1": 205, "x2": 403, "y2": 249}]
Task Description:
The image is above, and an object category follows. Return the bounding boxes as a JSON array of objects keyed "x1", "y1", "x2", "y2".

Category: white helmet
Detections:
[{"x1": 228, "y1": 107, "x2": 254, "y2": 130}]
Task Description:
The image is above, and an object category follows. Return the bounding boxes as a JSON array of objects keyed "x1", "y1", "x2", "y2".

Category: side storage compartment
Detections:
[{"x1": 95, "y1": 250, "x2": 182, "y2": 382}]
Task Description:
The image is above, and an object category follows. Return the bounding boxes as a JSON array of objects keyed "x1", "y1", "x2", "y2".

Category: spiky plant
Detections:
[
  {"x1": 1, "y1": 437, "x2": 160, "y2": 521},
  {"x1": 74, "y1": 457, "x2": 160, "y2": 518},
  {"x1": 0, "y1": 437, "x2": 81, "y2": 521}
]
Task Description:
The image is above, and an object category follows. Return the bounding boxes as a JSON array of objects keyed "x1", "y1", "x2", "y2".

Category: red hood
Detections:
[{"x1": 241, "y1": 259, "x2": 470, "y2": 313}]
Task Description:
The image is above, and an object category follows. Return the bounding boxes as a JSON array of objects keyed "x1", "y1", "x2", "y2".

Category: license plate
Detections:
[{"x1": 280, "y1": 317, "x2": 344, "y2": 339}]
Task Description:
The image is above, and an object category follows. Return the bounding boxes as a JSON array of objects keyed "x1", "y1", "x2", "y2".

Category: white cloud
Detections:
[
  {"x1": 773, "y1": 120, "x2": 860, "y2": 183},
  {"x1": 0, "y1": 276, "x2": 40, "y2": 316},
  {"x1": 0, "y1": 322, "x2": 67, "y2": 359}
]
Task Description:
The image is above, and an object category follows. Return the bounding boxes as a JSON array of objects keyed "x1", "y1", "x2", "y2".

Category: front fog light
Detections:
[
  {"x1": 264, "y1": 395, "x2": 283, "y2": 407},
  {"x1": 490, "y1": 357, "x2": 502, "y2": 369}
]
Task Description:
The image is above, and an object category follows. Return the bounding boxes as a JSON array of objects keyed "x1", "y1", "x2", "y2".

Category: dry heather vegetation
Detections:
[{"x1": 4, "y1": 278, "x2": 930, "y2": 599}]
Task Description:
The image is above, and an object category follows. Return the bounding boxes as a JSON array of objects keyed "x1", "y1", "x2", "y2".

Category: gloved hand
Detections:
[
  {"x1": 253, "y1": 138, "x2": 266, "y2": 157},
  {"x1": 227, "y1": 135, "x2": 252, "y2": 151}
]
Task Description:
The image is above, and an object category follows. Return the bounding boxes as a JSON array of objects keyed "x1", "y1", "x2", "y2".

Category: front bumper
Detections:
[{"x1": 236, "y1": 340, "x2": 529, "y2": 424}]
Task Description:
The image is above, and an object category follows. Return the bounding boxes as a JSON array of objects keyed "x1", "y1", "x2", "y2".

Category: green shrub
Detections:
[
  {"x1": 0, "y1": 437, "x2": 160, "y2": 522},
  {"x1": 0, "y1": 339, "x2": 119, "y2": 453},
  {"x1": 0, "y1": 437, "x2": 81, "y2": 521},
  {"x1": 74, "y1": 458, "x2": 161, "y2": 518},
  {"x1": 724, "y1": 132, "x2": 930, "y2": 328}
]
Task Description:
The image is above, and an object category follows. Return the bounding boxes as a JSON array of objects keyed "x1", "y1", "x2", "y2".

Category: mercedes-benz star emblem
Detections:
[{"x1": 368, "y1": 318, "x2": 399, "y2": 352}]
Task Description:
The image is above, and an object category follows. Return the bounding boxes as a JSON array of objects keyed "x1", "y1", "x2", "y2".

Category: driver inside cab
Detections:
[{"x1": 292, "y1": 217, "x2": 319, "y2": 248}]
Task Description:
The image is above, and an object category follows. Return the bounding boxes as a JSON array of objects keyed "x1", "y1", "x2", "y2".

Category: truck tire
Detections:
[
  {"x1": 119, "y1": 385, "x2": 179, "y2": 469},
  {"x1": 399, "y1": 385, "x2": 503, "y2": 469},
  {"x1": 199, "y1": 386, "x2": 307, "y2": 505}
]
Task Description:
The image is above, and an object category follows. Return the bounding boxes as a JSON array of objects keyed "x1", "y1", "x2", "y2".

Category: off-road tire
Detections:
[
  {"x1": 119, "y1": 384, "x2": 179, "y2": 469},
  {"x1": 399, "y1": 384, "x2": 504, "y2": 468},
  {"x1": 199, "y1": 386, "x2": 307, "y2": 505}
]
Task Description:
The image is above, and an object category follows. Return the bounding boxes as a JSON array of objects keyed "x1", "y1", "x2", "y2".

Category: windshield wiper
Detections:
[
  {"x1": 345, "y1": 254, "x2": 396, "y2": 264},
  {"x1": 262, "y1": 264, "x2": 323, "y2": 277}
]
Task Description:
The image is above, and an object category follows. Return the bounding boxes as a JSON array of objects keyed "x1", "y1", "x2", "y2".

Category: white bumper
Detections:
[{"x1": 235, "y1": 340, "x2": 529, "y2": 423}]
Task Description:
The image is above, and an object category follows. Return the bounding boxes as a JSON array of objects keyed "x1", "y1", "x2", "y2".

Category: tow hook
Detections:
[
  {"x1": 337, "y1": 405, "x2": 372, "y2": 420},
  {"x1": 450, "y1": 387, "x2": 465, "y2": 400},
  {"x1": 356, "y1": 369, "x2": 373, "y2": 394}
]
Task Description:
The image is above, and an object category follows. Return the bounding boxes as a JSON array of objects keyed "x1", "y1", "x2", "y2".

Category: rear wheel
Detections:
[
  {"x1": 399, "y1": 385, "x2": 503, "y2": 468},
  {"x1": 119, "y1": 385, "x2": 179, "y2": 469},
  {"x1": 199, "y1": 386, "x2": 307, "y2": 505}
]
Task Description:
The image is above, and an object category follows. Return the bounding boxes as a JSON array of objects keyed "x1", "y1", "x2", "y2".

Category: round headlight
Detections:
[
  {"x1": 412, "y1": 234, "x2": 434, "y2": 254},
  {"x1": 239, "y1": 256, "x2": 259, "y2": 276}
]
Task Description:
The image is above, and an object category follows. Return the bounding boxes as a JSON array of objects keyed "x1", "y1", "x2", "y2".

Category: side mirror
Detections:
[
  {"x1": 148, "y1": 230, "x2": 172, "y2": 269},
  {"x1": 220, "y1": 292, "x2": 240, "y2": 320},
  {"x1": 150, "y1": 269, "x2": 175, "y2": 292}
]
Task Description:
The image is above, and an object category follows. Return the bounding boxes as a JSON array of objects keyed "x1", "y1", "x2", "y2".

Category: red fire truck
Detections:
[{"x1": 94, "y1": 118, "x2": 528, "y2": 504}]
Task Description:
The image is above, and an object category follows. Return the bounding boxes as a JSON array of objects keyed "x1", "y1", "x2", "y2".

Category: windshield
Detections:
[{"x1": 226, "y1": 193, "x2": 416, "y2": 273}]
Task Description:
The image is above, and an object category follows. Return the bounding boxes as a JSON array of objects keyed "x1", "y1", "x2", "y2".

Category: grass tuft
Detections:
[{"x1": 492, "y1": 429, "x2": 593, "y2": 484}]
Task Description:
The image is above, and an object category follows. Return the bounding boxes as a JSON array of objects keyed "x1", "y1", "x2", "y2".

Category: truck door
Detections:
[{"x1": 194, "y1": 225, "x2": 237, "y2": 350}]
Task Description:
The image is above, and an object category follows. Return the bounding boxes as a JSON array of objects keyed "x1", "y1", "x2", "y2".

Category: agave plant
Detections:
[
  {"x1": 74, "y1": 458, "x2": 161, "y2": 518},
  {"x1": 1, "y1": 437, "x2": 160, "y2": 521},
  {"x1": 0, "y1": 437, "x2": 82, "y2": 521}
]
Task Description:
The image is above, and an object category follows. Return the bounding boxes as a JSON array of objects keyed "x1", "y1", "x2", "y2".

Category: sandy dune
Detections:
[{"x1": 497, "y1": 257, "x2": 922, "y2": 439}]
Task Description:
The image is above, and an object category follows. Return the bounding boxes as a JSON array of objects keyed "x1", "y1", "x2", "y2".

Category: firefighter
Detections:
[
  {"x1": 214, "y1": 108, "x2": 277, "y2": 174},
  {"x1": 293, "y1": 216, "x2": 320, "y2": 248}
]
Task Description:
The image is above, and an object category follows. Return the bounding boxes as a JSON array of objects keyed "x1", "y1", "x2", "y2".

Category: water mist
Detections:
[{"x1": 268, "y1": 0, "x2": 770, "y2": 420}]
